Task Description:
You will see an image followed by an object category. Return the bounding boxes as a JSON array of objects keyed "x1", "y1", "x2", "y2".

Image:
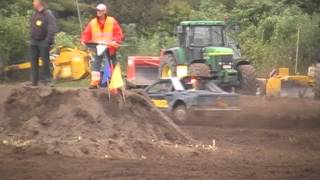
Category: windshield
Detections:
[{"x1": 190, "y1": 26, "x2": 224, "y2": 47}]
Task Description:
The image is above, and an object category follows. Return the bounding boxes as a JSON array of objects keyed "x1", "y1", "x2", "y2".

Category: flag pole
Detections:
[
  {"x1": 295, "y1": 27, "x2": 300, "y2": 74},
  {"x1": 107, "y1": 81, "x2": 111, "y2": 102},
  {"x1": 121, "y1": 86, "x2": 126, "y2": 103},
  {"x1": 75, "y1": 0, "x2": 83, "y2": 31},
  {"x1": 107, "y1": 56, "x2": 111, "y2": 102},
  {"x1": 104, "y1": 52, "x2": 111, "y2": 102}
]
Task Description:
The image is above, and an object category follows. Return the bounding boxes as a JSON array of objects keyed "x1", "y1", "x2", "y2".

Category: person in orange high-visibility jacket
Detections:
[{"x1": 81, "y1": 3, "x2": 124, "y2": 89}]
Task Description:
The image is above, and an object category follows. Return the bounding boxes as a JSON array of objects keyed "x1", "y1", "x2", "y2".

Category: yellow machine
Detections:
[
  {"x1": 266, "y1": 67, "x2": 315, "y2": 97},
  {"x1": 4, "y1": 60, "x2": 43, "y2": 72},
  {"x1": 52, "y1": 48, "x2": 90, "y2": 80},
  {"x1": 4, "y1": 47, "x2": 90, "y2": 81}
]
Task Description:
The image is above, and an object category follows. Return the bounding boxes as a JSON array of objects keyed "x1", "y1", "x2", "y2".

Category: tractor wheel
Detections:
[
  {"x1": 315, "y1": 63, "x2": 320, "y2": 100},
  {"x1": 189, "y1": 63, "x2": 210, "y2": 77},
  {"x1": 238, "y1": 65, "x2": 258, "y2": 95},
  {"x1": 159, "y1": 54, "x2": 177, "y2": 78},
  {"x1": 172, "y1": 104, "x2": 188, "y2": 124}
]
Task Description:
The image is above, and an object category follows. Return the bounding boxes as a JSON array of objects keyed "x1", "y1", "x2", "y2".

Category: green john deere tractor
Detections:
[{"x1": 159, "y1": 21, "x2": 258, "y2": 94}]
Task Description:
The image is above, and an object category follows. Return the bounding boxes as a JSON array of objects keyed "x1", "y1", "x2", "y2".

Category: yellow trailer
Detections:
[
  {"x1": 4, "y1": 47, "x2": 90, "y2": 81},
  {"x1": 266, "y1": 67, "x2": 315, "y2": 97}
]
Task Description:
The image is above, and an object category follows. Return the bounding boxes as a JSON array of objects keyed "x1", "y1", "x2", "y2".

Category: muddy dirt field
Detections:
[{"x1": 0, "y1": 85, "x2": 320, "y2": 180}]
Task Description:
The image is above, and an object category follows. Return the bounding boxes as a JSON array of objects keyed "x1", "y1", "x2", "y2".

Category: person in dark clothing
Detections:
[{"x1": 29, "y1": 0, "x2": 57, "y2": 86}]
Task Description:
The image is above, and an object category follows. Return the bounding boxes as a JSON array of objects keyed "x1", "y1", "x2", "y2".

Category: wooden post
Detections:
[
  {"x1": 75, "y1": 0, "x2": 83, "y2": 31},
  {"x1": 295, "y1": 27, "x2": 300, "y2": 74},
  {"x1": 121, "y1": 86, "x2": 126, "y2": 103},
  {"x1": 106, "y1": 81, "x2": 111, "y2": 102}
]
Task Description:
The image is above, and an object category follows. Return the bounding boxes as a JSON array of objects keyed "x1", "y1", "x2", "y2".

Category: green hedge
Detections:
[{"x1": 0, "y1": 15, "x2": 29, "y2": 65}]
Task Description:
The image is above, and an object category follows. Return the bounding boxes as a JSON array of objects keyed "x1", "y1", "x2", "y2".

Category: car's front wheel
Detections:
[{"x1": 172, "y1": 104, "x2": 188, "y2": 124}]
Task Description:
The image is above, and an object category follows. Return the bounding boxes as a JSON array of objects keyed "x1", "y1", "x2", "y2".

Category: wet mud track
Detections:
[
  {"x1": 0, "y1": 86, "x2": 320, "y2": 179},
  {"x1": 1, "y1": 124, "x2": 320, "y2": 180}
]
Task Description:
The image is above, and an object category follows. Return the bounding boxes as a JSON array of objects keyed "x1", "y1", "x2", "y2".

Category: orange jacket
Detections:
[{"x1": 81, "y1": 16, "x2": 123, "y2": 55}]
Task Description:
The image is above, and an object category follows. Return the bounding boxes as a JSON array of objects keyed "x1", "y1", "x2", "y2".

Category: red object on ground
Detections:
[{"x1": 126, "y1": 56, "x2": 160, "y2": 87}]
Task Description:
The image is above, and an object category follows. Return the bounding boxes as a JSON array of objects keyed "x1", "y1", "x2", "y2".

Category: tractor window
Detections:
[
  {"x1": 211, "y1": 26, "x2": 224, "y2": 46},
  {"x1": 178, "y1": 26, "x2": 186, "y2": 47},
  {"x1": 147, "y1": 81, "x2": 173, "y2": 94},
  {"x1": 190, "y1": 26, "x2": 224, "y2": 47},
  {"x1": 192, "y1": 27, "x2": 211, "y2": 46}
]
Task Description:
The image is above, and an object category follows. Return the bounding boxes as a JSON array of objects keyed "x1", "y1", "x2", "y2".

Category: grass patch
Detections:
[{"x1": 54, "y1": 77, "x2": 90, "y2": 88}]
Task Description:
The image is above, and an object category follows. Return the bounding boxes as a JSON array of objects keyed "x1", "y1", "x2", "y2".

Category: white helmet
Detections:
[{"x1": 96, "y1": 4, "x2": 107, "y2": 11}]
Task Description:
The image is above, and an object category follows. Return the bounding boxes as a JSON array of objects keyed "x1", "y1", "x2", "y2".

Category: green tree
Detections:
[
  {"x1": 0, "y1": 15, "x2": 29, "y2": 65},
  {"x1": 1, "y1": 0, "x2": 320, "y2": 74},
  {"x1": 191, "y1": 0, "x2": 320, "y2": 73}
]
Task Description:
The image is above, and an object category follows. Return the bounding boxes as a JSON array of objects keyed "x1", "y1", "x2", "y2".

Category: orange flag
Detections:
[{"x1": 109, "y1": 63, "x2": 124, "y2": 91}]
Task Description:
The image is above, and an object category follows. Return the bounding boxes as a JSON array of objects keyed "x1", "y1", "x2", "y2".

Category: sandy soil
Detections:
[{"x1": 0, "y1": 85, "x2": 320, "y2": 180}]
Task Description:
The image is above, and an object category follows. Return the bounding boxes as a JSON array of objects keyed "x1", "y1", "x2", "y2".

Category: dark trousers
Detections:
[
  {"x1": 92, "y1": 54, "x2": 108, "y2": 72},
  {"x1": 29, "y1": 40, "x2": 51, "y2": 85},
  {"x1": 88, "y1": 46, "x2": 117, "y2": 72}
]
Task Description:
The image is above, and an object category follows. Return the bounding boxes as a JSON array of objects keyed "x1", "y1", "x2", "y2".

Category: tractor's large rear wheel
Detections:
[
  {"x1": 315, "y1": 63, "x2": 320, "y2": 100},
  {"x1": 238, "y1": 65, "x2": 258, "y2": 95},
  {"x1": 159, "y1": 54, "x2": 177, "y2": 78},
  {"x1": 189, "y1": 63, "x2": 211, "y2": 77}
]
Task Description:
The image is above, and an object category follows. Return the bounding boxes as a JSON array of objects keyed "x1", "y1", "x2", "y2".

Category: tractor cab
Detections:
[
  {"x1": 176, "y1": 21, "x2": 238, "y2": 77},
  {"x1": 177, "y1": 21, "x2": 230, "y2": 61}
]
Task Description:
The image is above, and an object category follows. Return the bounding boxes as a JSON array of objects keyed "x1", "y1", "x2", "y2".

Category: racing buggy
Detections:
[{"x1": 144, "y1": 76, "x2": 240, "y2": 124}]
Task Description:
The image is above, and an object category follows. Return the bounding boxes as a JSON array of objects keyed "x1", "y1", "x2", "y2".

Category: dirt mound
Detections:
[
  {"x1": 192, "y1": 96, "x2": 320, "y2": 129},
  {"x1": 0, "y1": 87, "x2": 192, "y2": 159}
]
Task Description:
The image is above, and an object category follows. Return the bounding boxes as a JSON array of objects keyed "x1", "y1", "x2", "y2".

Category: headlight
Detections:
[{"x1": 222, "y1": 64, "x2": 232, "y2": 69}]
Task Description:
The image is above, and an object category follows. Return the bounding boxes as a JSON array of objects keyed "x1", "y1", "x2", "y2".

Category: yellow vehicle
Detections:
[
  {"x1": 266, "y1": 66, "x2": 316, "y2": 97},
  {"x1": 51, "y1": 48, "x2": 90, "y2": 80},
  {"x1": 315, "y1": 62, "x2": 320, "y2": 99},
  {"x1": 4, "y1": 47, "x2": 90, "y2": 81}
]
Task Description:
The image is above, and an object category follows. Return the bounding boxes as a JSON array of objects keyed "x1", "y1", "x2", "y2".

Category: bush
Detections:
[
  {"x1": 0, "y1": 15, "x2": 29, "y2": 65},
  {"x1": 136, "y1": 33, "x2": 177, "y2": 56},
  {"x1": 239, "y1": 7, "x2": 320, "y2": 74},
  {"x1": 118, "y1": 24, "x2": 177, "y2": 68},
  {"x1": 54, "y1": 32, "x2": 80, "y2": 48}
]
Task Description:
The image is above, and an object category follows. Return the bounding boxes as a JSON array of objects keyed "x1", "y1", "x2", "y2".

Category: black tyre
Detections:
[
  {"x1": 159, "y1": 54, "x2": 177, "y2": 78},
  {"x1": 315, "y1": 63, "x2": 320, "y2": 100},
  {"x1": 172, "y1": 104, "x2": 188, "y2": 124},
  {"x1": 189, "y1": 63, "x2": 210, "y2": 77},
  {"x1": 238, "y1": 65, "x2": 258, "y2": 95}
]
